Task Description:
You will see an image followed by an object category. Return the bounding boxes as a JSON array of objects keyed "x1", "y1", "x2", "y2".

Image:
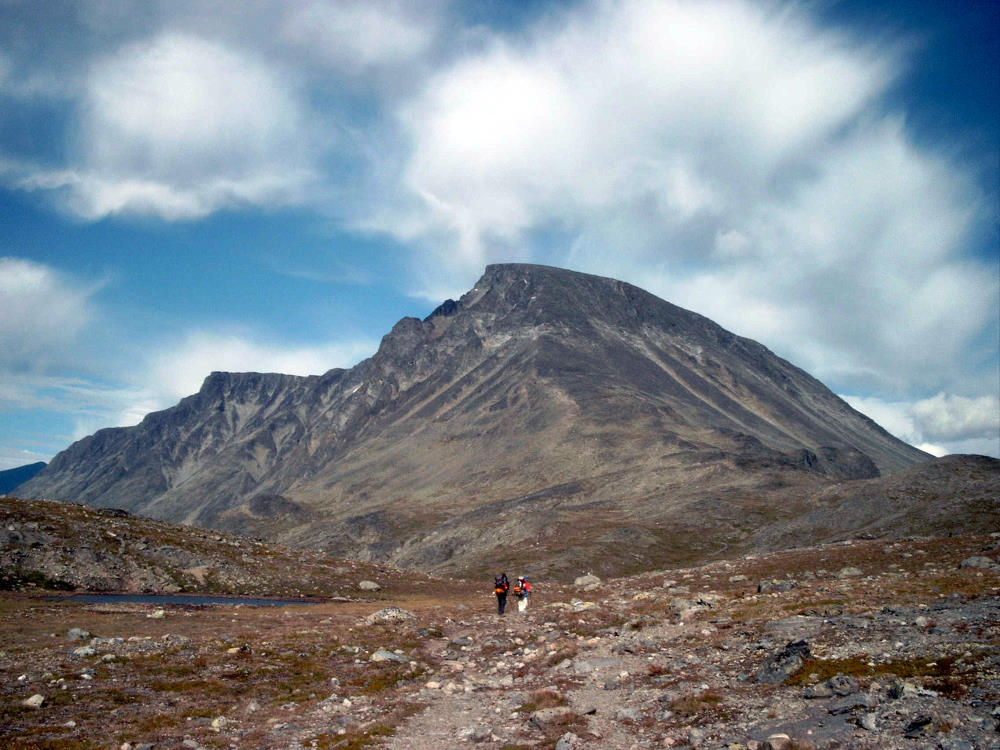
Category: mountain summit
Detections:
[{"x1": 18, "y1": 264, "x2": 934, "y2": 576}]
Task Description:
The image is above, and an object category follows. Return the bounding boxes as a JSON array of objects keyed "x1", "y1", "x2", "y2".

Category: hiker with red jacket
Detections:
[
  {"x1": 515, "y1": 576, "x2": 531, "y2": 612},
  {"x1": 494, "y1": 573, "x2": 510, "y2": 615}
]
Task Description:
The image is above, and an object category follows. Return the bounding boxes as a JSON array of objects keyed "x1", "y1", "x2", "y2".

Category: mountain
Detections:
[
  {"x1": 0, "y1": 461, "x2": 46, "y2": 494},
  {"x1": 19, "y1": 263, "x2": 958, "y2": 578}
]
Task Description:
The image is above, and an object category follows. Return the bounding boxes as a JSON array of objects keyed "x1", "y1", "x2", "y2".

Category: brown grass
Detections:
[{"x1": 669, "y1": 688, "x2": 725, "y2": 718}]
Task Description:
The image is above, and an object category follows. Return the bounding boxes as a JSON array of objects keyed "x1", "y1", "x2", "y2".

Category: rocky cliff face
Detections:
[{"x1": 19, "y1": 264, "x2": 942, "y2": 577}]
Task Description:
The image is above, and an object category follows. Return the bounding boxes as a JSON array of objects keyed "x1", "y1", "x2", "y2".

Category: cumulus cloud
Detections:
[
  {"x1": 0, "y1": 257, "x2": 101, "y2": 371},
  {"x1": 281, "y1": 0, "x2": 441, "y2": 72},
  {"x1": 366, "y1": 0, "x2": 995, "y2": 412},
  {"x1": 844, "y1": 393, "x2": 1000, "y2": 458},
  {"x1": 380, "y1": 0, "x2": 895, "y2": 264},
  {"x1": 19, "y1": 32, "x2": 317, "y2": 220},
  {"x1": 142, "y1": 330, "x2": 377, "y2": 406}
]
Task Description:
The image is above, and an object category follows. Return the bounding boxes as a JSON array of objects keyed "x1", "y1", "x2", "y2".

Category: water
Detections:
[{"x1": 55, "y1": 593, "x2": 322, "y2": 607}]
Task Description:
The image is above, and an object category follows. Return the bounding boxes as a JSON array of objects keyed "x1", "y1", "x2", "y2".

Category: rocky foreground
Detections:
[{"x1": 2, "y1": 532, "x2": 998, "y2": 749}]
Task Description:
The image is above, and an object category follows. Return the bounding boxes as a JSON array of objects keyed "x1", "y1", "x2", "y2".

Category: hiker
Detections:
[
  {"x1": 515, "y1": 575, "x2": 531, "y2": 612},
  {"x1": 494, "y1": 572, "x2": 510, "y2": 615}
]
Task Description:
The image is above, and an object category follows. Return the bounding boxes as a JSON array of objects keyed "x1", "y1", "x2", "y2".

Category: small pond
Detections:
[{"x1": 54, "y1": 593, "x2": 323, "y2": 607}]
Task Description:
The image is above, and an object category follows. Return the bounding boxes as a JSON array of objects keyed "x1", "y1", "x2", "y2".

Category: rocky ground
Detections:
[
  {"x1": 1, "y1": 496, "x2": 457, "y2": 599},
  {"x1": 2, "y1": 531, "x2": 998, "y2": 749}
]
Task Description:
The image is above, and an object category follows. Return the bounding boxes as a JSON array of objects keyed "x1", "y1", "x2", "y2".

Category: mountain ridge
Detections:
[
  {"x1": 0, "y1": 461, "x2": 46, "y2": 494},
  {"x1": 18, "y1": 263, "x2": 949, "y2": 577}
]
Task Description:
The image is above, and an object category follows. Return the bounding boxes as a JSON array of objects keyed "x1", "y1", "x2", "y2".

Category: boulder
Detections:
[
  {"x1": 22, "y1": 693, "x2": 45, "y2": 709},
  {"x1": 762, "y1": 734, "x2": 792, "y2": 750},
  {"x1": 369, "y1": 649, "x2": 409, "y2": 664},
  {"x1": 754, "y1": 640, "x2": 810, "y2": 684},
  {"x1": 530, "y1": 706, "x2": 576, "y2": 729},
  {"x1": 362, "y1": 607, "x2": 415, "y2": 626},
  {"x1": 456, "y1": 725, "x2": 492, "y2": 742}
]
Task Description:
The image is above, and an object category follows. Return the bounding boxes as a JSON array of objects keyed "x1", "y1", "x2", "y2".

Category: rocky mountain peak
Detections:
[{"x1": 16, "y1": 264, "x2": 939, "y2": 578}]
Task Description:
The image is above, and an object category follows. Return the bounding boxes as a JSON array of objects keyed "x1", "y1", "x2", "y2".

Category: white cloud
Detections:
[
  {"x1": 0, "y1": 447, "x2": 51, "y2": 472},
  {"x1": 143, "y1": 331, "x2": 377, "y2": 406},
  {"x1": 30, "y1": 32, "x2": 317, "y2": 220},
  {"x1": 844, "y1": 393, "x2": 1000, "y2": 458},
  {"x1": 0, "y1": 257, "x2": 101, "y2": 371},
  {"x1": 911, "y1": 393, "x2": 1000, "y2": 444},
  {"x1": 364, "y1": 0, "x2": 994, "y2": 411},
  {"x1": 380, "y1": 0, "x2": 895, "y2": 265},
  {"x1": 281, "y1": 0, "x2": 440, "y2": 72}
]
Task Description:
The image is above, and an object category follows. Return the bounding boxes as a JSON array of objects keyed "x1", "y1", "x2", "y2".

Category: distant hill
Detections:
[
  {"x1": 21, "y1": 263, "x2": 978, "y2": 579},
  {"x1": 0, "y1": 461, "x2": 46, "y2": 494}
]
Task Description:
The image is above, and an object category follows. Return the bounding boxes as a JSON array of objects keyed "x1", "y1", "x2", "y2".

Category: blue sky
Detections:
[{"x1": 1, "y1": 0, "x2": 997, "y2": 470}]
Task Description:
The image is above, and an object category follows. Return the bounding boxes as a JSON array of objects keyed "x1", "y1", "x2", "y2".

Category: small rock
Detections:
[
  {"x1": 22, "y1": 693, "x2": 45, "y2": 709},
  {"x1": 837, "y1": 566, "x2": 863, "y2": 578},
  {"x1": 362, "y1": 606, "x2": 415, "y2": 625},
  {"x1": 147, "y1": 609, "x2": 166, "y2": 619},
  {"x1": 211, "y1": 716, "x2": 227, "y2": 730},
  {"x1": 555, "y1": 732, "x2": 581, "y2": 750},
  {"x1": 827, "y1": 674, "x2": 859, "y2": 696},
  {"x1": 457, "y1": 724, "x2": 492, "y2": 742},
  {"x1": 758, "y1": 579, "x2": 797, "y2": 594},
  {"x1": 828, "y1": 693, "x2": 873, "y2": 714},
  {"x1": 762, "y1": 734, "x2": 792, "y2": 750},
  {"x1": 358, "y1": 580, "x2": 381, "y2": 591},
  {"x1": 688, "y1": 726, "x2": 705, "y2": 746},
  {"x1": 616, "y1": 707, "x2": 641, "y2": 722},
  {"x1": 67, "y1": 628, "x2": 91, "y2": 641},
  {"x1": 859, "y1": 713, "x2": 877, "y2": 731},
  {"x1": 755, "y1": 640, "x2": 810, "y2": 684},
  {"x1": 903, "y1": 714, "x2": 933, "y2": 738},
  {"x1": 573, "y1": 573, "x2": 601, "y2": 587},
  {"x1": 370, "y1": 649, "x2": 408, "y2": 663},
  {"x1": 959, "y1": 556, "x2": 997, "y2": 569},
  {"x1": 530, "y1": 707, "x2": 576, "y2": 729},
  {"x1": 72, "y1": 646, "x2": 96, "y2": 658},
  {"x1": 937, "y1": 738, "x2": 974, "y2": 750}
]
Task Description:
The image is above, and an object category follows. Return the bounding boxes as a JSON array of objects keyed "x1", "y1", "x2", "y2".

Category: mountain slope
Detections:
[
  {"x1": 0, "y1": 461, "x2": 45, "y2": 494},
  {"x1": 19, "y1": 264, "x2": 938, "y2": 576}
]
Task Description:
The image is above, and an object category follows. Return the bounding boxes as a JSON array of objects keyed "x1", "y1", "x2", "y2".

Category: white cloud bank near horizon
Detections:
[{"x1": 0, "y1": 0, "x2": 995, "y2": 465}]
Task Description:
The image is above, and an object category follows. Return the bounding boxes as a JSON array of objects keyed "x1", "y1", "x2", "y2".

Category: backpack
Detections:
[{"x1": 494, "y1": 575, "x2": 508, "y2": 595}]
